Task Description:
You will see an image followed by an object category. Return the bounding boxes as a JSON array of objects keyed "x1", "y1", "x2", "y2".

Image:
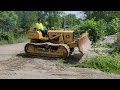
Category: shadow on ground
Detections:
[
  {"x1": 16, "y1": 52, "x2": 84, "y2": 63},
  {"x1": 16, "y1": 53, "x2": 59, "y2": 60},
  {"x1": 63, "y1": 53, "x2": 84, "y2": 64}
]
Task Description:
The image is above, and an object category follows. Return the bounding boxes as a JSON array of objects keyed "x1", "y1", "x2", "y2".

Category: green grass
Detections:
[
  {"x1": 0, "y1": 39, "x2": 9, "y2": 45},
  {"x1": 57, "y1": 55, "x2": 83, "y2": 65},
  {"x1": 14, "y1": 35, "x2": 28, "y2": 43},
  {"x1": 74, "y1": 54, "x2": 120, "y2": 74},
  {"x1": 58, "y1": 53, "x2": 120, "y2": 74},
  {"x1": 92, "y1": 41, "x2": 112, "y2": 48},
  {"x1": 0, "y1": 34, "x2": 28, "y2": 45}
]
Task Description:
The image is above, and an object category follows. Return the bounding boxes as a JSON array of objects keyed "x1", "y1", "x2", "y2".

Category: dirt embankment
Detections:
[{"x1": 0, "y1": 41, "x2": 120, "y2": 79}]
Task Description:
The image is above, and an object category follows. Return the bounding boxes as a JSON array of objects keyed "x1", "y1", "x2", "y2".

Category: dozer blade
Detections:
[{"x1": 77, "y1": 32, "x2": 92, "y2": 54}]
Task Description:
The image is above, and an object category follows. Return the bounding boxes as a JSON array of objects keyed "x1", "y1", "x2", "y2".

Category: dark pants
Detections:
[{"x1": 41, "y1": 30, "x2": 48, "y2": 37}]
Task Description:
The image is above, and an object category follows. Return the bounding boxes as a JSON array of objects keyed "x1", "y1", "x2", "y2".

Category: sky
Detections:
[{"x1": 64, "y1": 11, "x2": 85, "y2": 19}]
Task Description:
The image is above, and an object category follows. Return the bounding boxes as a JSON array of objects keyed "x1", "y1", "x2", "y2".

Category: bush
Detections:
[
  {"x1": 7, "y1": 32, "x2": 15, "y2": 43},
  {"x1": 71, "y1": 25, "x2": 82, "y2": 38},
  {"x1": 72, "y1": 19, "x2": 106, "y2": 43},
  {"x1": 14, "y1": 34, "x2": 28, "y2": 43},
  {"x1": 0, "y1": 28, "x2": 27, "y2": 44},
  {"x1": 0, "y1": 39, "x2": 8, "y2": 45},
  {"x1": 14, "y1": 28, "x2": 25, "y2": 38},
  {"x1": 0, "y1": 31, "x2": 14, "y2": 44},
  {"x1": 72, "y1": 18, "x2": 120, "y2": 44},
  {"x1": 106, "y1": 18, "x2": 120, "y2": 35}
]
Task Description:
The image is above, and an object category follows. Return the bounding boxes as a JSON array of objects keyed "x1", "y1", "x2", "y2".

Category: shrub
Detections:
[
  {"x1": 106, "y1": 18, "x2": 120, "y2": 35},
  {"x1": 72, "y1": 19, "x2": 106, "y2": 43},
  {"x1": 7, "y1": 32, "x2": 15, "y2": 44}
]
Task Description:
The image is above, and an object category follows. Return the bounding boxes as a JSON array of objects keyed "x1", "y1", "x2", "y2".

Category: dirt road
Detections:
[{"x1": 0, "y1": 42, "x2": 120, "y2": 79}]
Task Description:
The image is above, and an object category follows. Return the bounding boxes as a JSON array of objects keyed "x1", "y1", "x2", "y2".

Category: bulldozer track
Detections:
[{"x1": 25, "y1": 42, "x2": 70, "y2": 58}]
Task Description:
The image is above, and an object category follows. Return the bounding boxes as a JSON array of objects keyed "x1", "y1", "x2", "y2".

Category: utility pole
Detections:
[{"x1": 63, "y1": 17, "x2": 66, "y2": 31}]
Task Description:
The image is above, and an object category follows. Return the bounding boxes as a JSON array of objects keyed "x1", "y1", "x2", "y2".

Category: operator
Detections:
[{"x1": 35, "y1": 18, "x2": 48, "y2": 37}]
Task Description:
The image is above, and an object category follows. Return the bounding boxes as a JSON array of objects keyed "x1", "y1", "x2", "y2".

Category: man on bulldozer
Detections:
[
  {"x1": 35, "y1": 18, "x2": 48, "y2": 37},
  {"x1": 25, "y1": 18, "x2": 92, "y2": 59}
]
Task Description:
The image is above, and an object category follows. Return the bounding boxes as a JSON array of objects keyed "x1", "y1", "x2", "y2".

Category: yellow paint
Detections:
[
  {"x1": 48, "y1": 30, "x2": 74, "y2": 43},
  {"x1": 26, "y1": 28, "x2": 91, "y2": 57},
  {"x1": 25, "y1": 41, "x2": 68, "y2": 57},
  {"x1": 67, "y1": 41, "x2": 78, "y2": 48},
  {"x1": 58, "y1": 34, "x2": 64, "y2": 44},
  {"x1": 28, "y1": 30, "x2": 43, "y2": 39},
  {"x1": 27, "y1": 44, "x2": 35, "y2": 53},
  {"x1": 28, "y1": 29, "x2": 74, "y2": 44}
]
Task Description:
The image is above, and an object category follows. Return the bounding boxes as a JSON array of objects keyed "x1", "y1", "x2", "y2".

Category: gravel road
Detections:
[{"x1": 0, "y1": 42, "x2": 120, "y2": 79}]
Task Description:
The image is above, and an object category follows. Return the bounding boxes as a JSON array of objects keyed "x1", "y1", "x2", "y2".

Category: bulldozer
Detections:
[{"x1": 24, "y1": 28, "x2": 91, "y2": 58}]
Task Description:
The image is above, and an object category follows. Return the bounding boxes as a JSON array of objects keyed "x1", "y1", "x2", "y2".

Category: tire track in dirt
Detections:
[{"x1": 0, "y1": 42, "x2": 120, "y2": 79}]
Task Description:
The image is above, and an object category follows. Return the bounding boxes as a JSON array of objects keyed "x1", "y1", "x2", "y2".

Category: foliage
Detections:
[
  {"x1": 0, "y1": 11, "x2": 120, "y2": 47},
  {"x1": 0, "y1": 11, "x2": 19, "y2": 44},
  {"x1": 0, "y1": 11, "x2": 64, "y2": 44},
  {"x1": 84, "y1": 11, "x2": 120, "y2": 22},
  {"x1": 46, "y1": 11, "x2": 63, "y2": 28},
  {"x1": 112, "y1": 32, "x2": 120, "y2": 53},
  {"x1": 74, "y1": 54, "x2": 120, "y2": 74},
  {"x1": 72, "y1": 18, "x2": 106, "y2": 43},
  {"x1": 16, "y1": 11, "x2": 38, "y2": 29},
  {"x1": 106, "y1": 18, "x2": 120, "y2": 35},
  {"x1": 0, "y1": 11, "x2": 18, "y2": 31},
  {"x1": 64, "y1": 14, "x2": 78, "y2": 28}
]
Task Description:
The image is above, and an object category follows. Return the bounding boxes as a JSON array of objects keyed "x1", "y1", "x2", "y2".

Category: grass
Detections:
[
  {"x1": 14, "y1": 35, "x2": 28, "y2": 43},
  {"x1": 0, "y1": 39, "x2": 9, "y2": 45},
  {"x1": 74, "y1": 54, "x2": 120, "y2": 74},
  {"x1": 101, "y1": 43, "x2": 112, "y2": 48},
  {"x1": 0, "y1": 35, "x2": 28, "y2": 45},
  {"x1": 57, "y1": 54, "x2": 84, "y2": 65},
  {"x1": 58, "y1": 53, "x2": 120, "y2": 74},
  {"x1": 92, "y1": 41, "x2": 112, "y2": 48}
]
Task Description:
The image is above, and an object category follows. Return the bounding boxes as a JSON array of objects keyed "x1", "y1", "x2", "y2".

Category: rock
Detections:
[{"x1": 100, "y1": 35, "x2": 117, "y2": 45}]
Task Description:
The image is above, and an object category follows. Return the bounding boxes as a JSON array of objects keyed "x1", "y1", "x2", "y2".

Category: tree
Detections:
[
  {"x1": 46, "y1": 11, "x2": 63, "y2": 28},
  {"x1": 84, "y1": 11, "x2": 120, "y2": 22},
  {"x1": 0, "y1": 11, "x2": 18, "y2": 42},
  {"x1": 16, "y1": 11, "x2": 38, "y2": 29},
  {"x1": 0, "y1": 11, "x2": 18, "y2": 32},
  {"x1": 64, "y1": 14, "x2": 77, "y2": 27}
]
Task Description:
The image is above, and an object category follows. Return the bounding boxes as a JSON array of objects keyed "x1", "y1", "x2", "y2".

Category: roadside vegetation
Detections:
[
  {"x1": 59, "y1": 11, "x2": 120, "y2": 74},
  {"x1": 0, "y1": 11, "x2": 64, "y2": 44},
  {"x1": 1, "y1": 11, "x2": 120, "y2": 74}
]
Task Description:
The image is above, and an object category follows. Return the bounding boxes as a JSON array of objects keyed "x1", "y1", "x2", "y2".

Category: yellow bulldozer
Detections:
[{"x1": 24, "y1": 28, "x2": 91, "y2": 58}]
